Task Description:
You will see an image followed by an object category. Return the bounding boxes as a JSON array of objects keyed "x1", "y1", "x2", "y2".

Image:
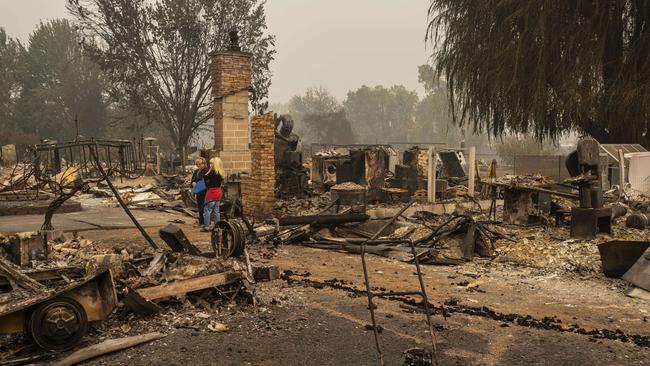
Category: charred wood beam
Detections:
[
  {"x1": 52, "y1": 332, "x2": 166, "y2": 366},
  {"x1": 277, "y1": 213, "x2": 369, "y2": 226},
  {"x1": 135, "y1": 271, "x2": 243, "y2": 301},
  {"x1": 0, "y1": 266, "x2": 83, "y2": 286},
  {"x1": 299, "y1": 242, "x2": 408, "y2": 257},
  {"x1": 0, "y1": 257, "x2": 45, "y2": 292},
  {"x1": 309, "y1": 238, "x2": 411, "y2": 245}
]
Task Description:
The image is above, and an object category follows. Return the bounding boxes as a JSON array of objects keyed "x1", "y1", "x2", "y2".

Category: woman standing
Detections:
[
  {"x1": 191, "y1": 158, "x2": 208, "y2": 226},
  {"x1": 201, "y1": 157, "x2": 225, "y2": 231}
]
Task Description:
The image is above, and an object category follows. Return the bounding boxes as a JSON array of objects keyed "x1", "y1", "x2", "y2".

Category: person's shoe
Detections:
[{"x1": 200, "y1": 226, "x2": 210, "y2": 232}]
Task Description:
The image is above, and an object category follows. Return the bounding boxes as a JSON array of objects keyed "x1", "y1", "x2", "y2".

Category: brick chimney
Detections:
[{"x1": 210, "y1": 31, "x2": 251, "y2": 173}]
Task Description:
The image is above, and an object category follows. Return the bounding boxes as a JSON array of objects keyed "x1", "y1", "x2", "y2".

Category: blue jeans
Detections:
[{"x1": 203, "y1": 200, "x2": 220, "y2": 227}]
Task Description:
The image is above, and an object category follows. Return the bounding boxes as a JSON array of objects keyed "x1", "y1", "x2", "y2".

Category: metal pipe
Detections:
[
  {"x1": 408, "y1": 238, "x2": 439, "y2": 365},
  {"x1": 90, "y1": 147, "x2": 159, "y2": 250}
]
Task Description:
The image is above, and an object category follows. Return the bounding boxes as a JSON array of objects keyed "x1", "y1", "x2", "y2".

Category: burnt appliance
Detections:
[{"x1": 566, "y1": 138, "x2": 612, "y2": 238}]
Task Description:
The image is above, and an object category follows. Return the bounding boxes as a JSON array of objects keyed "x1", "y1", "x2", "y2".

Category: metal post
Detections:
[
  {"x1": 427, "y1": 146, "x2": 436, "y2": 203},
  {"x1": 407, "y1": 239, "x2": 439, "y2": 365},
  {"x1": 53, "y1": 148, "x2": 61, "y2": 174},
  {"x1": 468, "y1": 146, "x2": 476, "y2": 197},
  {"x1": 156, "y1": 145, "x2": 161, "y2": 175},
  {"x1": 618, "y1": 149, "x2": 625, "y2": 189}
]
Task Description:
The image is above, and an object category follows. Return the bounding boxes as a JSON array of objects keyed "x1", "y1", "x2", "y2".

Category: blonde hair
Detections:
[
  {"x1": 209, "y1": 157, "x2": 226, "y2": 177},
  {"x1": 195, "y1": 157, "x2": 207, "y2": 165}
]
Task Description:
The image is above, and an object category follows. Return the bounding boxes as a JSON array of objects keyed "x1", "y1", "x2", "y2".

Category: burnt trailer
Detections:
[{"x1": 0, "y1": 269, "x2": 117, "y2": 351}]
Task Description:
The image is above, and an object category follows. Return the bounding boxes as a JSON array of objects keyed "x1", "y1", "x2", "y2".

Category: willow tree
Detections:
[{"x1": 427, "y1": 1, "x2": 650, "y2": 147}]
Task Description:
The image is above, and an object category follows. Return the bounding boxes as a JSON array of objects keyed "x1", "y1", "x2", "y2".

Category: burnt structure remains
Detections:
[
  {"x1": 566, "y1": 138, "x2": 612, "y2": 238},
  {"x1": 274, "y1": 114, "x2": 308, "y2": 197}
]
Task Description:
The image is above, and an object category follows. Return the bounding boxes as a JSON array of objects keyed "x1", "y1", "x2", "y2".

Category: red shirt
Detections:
[
  {"x1": 205, "y1": 187, "x2": 222, "y2": 201},
  {"x1": 204, "y1": 171, "x2": 223, "y2": 201}
]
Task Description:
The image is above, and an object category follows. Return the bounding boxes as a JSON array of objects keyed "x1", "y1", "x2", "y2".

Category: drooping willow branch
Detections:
[{"x1": 426, "y1": 0, "x2": 650, "y2": 147}]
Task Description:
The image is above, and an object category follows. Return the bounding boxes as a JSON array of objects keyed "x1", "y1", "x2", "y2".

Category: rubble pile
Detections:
[
  {"x1": 0, "y1": 220, "x2": 275, "y2": 363},
  {"x1": 2, "y1": 131, "x2": 650, "y2": 365},
  {"x1": 265, "y1": 189, "x2": 650, "y2": 282},
  {"x1": 0, "y1": 165, "x2": 35, "y2": 193},
  {"x1": 264, "y1": 200, "x2": 509, "y2": 266},
  {"x1": 88, "y1": 180, "x2": 185, "y2": 208},
  {"x1": 495, "y1": 174, "x2": 556, "y2": 187},
  {"x1": 624, "y1": 189, "x2": 650, "y2": 213},
  {"x1": 273, "y1": 194, "x2": 332, "y2": 216}
]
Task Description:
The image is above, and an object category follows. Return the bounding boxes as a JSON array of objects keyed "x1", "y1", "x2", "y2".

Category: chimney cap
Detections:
[
  {"x1": 227, "y1": 30, "x2": 241, "y2": 52},
  {"x1": 209, "y1": 29, "x2": 252, "y2": 57}
]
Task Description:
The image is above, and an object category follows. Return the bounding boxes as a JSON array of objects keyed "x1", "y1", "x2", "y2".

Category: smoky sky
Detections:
[{"x1": 0, "y1": 0, "x2": 431, "y2": 102}]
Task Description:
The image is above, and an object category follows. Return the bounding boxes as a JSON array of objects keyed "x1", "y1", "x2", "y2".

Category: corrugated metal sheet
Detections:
[{"x1": 600, "y1": 144, "x2": 647, "y2": 163}]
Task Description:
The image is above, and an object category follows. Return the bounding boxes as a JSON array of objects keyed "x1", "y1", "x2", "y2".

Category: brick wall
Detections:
[
  {"x1": 241, "y1": 113, "x2": 276, "y2": 218},
  {"x1": 211, "y1": 51, "x2": 252, "y2": 173}
]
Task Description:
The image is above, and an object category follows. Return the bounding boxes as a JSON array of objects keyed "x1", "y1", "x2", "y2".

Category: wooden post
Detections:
[
  {"x1": 618, "y1": 149, "x2": 625, "y2": 188},
  {"x1": 427, "y1": 146, "x2": 436, "y2": 203},
  {"x1": 156, "y1": 146, "x2": 161, "y2": 175},
  {"x1": 468, "y1": 146, "x2": 476, "y2": 197}
]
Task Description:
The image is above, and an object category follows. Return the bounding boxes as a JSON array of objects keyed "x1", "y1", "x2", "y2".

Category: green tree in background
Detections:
[
  {"x1": 68, "y1": 0, "x2": 275, "y2": 156},
  {"x1": 412, "y1": 64, "x2": 453, "y2": 144},
  {"x1": 303, "y1": 109, "x2": 356, "y2": 145},
  {"x1": 427, "y1": 0, "x2": 650, "y2": 147},
  {"x1": 288, "y1": 86, "x2": 340, "y2": 119},
  {"x1": 287, "y1": 86, "x2": 342, "y2": 143},
  {"x1": 496, "y1": 135, "x2": 556, "y2": 166},
  {"x1": 0, "y1": 28, "x2": 24, "y2": 133},
  {"x1": 416, "y1": 64, "x2": 495, "y2": 156},
  {"x1": 344, "y1": 85, "x2": 418, "y2": 144},
  {"x1": 14, "y1": 19, "x2": 108, "y2": 141}
]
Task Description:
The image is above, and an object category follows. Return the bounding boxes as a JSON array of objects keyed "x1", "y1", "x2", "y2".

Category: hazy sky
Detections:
[{"x1": 0, "y1": 0, "x2": 431, "y2": 102}]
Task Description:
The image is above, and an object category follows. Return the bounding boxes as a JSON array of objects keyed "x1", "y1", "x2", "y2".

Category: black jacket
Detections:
[
  {"x1": 203, "y1": 170, "x2": 223, "y2": 189},
  {"x1": 191, "y1": 167, "x2": 208, "y2": 183}
]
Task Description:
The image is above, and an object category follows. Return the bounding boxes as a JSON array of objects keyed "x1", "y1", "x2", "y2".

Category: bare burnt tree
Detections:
[{"x1": 67, "y1": 0, "x2": 275, "y2": 160}]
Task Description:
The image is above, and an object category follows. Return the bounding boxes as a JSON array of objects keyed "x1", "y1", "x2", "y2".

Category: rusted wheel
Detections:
[
  {"x1": 28, "y1": 297, "x2": 87, "y2": 351},
  {"x1": 211, "y1": 220, "x2": 245, "y2": 259}
]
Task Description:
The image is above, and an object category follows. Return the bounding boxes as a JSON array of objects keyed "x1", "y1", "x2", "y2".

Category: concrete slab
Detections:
[
  {"x1": 0, "y1": 199, "x2": 82, "y2": 216},
  {"x1": 0, "y1": 206, "x2": 188, "y2": 234}
]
